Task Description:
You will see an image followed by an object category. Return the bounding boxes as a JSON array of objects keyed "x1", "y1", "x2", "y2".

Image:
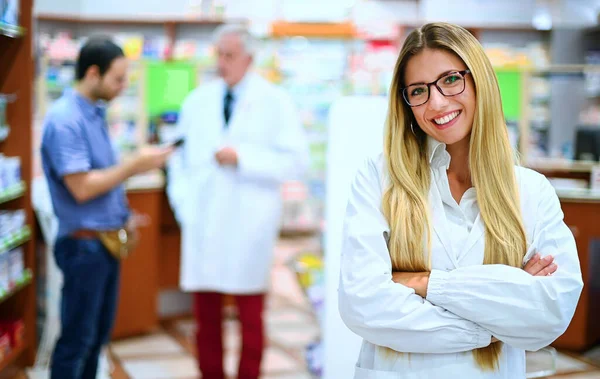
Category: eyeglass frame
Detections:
[{"x1": 401, "y1": 69, "x2": 471, "y2": 107}]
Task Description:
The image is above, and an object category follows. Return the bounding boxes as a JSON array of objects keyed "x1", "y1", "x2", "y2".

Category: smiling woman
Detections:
[
  {"x1": 338, "y1": 22, "x2": 583, "y2": 379},
  {"x1": 404, "y1": 51, "x2": 476, "y2": 147}
]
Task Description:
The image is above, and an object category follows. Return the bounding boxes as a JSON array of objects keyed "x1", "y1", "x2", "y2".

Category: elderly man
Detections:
[{"x1": 167, "y1": 24, "x2": 309, "y2": 379}]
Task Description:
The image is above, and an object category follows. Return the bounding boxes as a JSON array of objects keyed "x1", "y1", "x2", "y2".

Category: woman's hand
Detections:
[
  {"x1": 523, "y1": 253, "x2": 557, "y2": 276},
  {"x1": 391, "y1": 272, "x2": 430, "y2": 297}
]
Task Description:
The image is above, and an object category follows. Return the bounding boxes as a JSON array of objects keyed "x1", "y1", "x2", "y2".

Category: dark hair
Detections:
[{"x1": 76, "y1": 37, "x2": 124, "y2": 81}]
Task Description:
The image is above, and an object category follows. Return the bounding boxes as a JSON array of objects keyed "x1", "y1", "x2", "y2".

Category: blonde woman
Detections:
[{"x1": 338, "y1": 22, "x2": 583, "y2": 378}]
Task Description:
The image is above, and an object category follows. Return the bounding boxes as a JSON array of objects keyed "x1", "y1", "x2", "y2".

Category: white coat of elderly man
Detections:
[{"x1": 167, "y1": 24, "x2": 310, "y2": 379}]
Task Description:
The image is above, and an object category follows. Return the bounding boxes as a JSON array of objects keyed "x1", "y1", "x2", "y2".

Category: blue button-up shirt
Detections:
[{"x1": 41, "y1": 89, "x2": 130, "y2": 238}]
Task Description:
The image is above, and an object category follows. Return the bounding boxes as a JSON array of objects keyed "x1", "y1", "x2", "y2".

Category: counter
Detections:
[
  {"x1": 552, "y1": 197, "x2": 600, "y2": 351},
  {"x1": 527, "y1": 158, "x2": 597, "y2": 174},
  {"x1": 532, "y1": 161, "x2": 600, "y2": 351},
  {"x1": 111, "y1": 188, "x2": 163, "y2": 339},
  {"x1": 556, "y1": 188, "x2": 600, "y2": 202}
]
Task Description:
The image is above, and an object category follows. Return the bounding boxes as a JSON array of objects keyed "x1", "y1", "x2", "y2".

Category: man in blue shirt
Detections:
[{"x1": 41, "y1": 38, "x2": 173, "y2": 379}]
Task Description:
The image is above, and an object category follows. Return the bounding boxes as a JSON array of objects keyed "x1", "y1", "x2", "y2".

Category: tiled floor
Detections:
[
  {"x1": 109, "y1": 236, "x2": 321, "y2": 379},
  {"x1": 22, "y1": 236, "x2": 600, "y2": 378}
]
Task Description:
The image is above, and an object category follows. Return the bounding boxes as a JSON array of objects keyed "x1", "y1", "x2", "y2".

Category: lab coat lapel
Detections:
[
  {"x1": 458, "y1": 212, "x2": 486, "y2": 263},
  {"x1": 430, "y1": 184, "x2": 459, "y2": 268}
]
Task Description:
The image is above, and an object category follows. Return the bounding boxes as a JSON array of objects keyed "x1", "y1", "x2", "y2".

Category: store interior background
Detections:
[{"x1": 0, "y1": 0, "x2": 600, "y2": 378}]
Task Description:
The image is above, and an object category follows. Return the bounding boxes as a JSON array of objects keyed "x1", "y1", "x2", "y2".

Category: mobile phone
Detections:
[{"x1": 172, "y1": 138, "x2": 185, "y2": 147}]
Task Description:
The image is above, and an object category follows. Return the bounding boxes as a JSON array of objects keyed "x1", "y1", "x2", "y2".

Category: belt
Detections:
[{"x1": 70, "y1": 229, "x2": 99, "y2": 239}]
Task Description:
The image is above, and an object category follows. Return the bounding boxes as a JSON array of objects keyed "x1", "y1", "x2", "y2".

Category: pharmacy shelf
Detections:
[
  {"x1": 0, "y1": 226, "x2": 32, "y2": 254},
  {"x1": 36, "y1": 13, "x2": 244, "y2": 26},
  {"x1": 0, "y1": 181, "x2": 26, "y2": 205},
  {"x1": 0, "y1": 269, "x2": 32, "y2": 305},
  {"x1": 0, "y1": 0, "x2": 36, "y2": 371}
]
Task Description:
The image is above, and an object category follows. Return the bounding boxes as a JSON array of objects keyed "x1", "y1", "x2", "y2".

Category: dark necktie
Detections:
[{"x1": 223, "y1": 88, "x2": 233, "y2": 127}]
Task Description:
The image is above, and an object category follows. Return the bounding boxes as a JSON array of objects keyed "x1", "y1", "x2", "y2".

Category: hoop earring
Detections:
[{"x1": 410, "y1": 122, "x2": 416, "y2": 136}]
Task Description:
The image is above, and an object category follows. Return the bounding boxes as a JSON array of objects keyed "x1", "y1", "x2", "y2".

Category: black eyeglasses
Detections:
[{"x1": 401, "y1": 69, "x2": 471, "y2": 107}]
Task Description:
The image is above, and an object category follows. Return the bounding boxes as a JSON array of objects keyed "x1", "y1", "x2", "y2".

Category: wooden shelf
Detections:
[
  {"x1": 0, "y1": 182, "x2": 26, "y2": 205},
  {"x1": 0, "y1": 226, "x2": 32, "y2": 253},
  {"x1": 36, "y1": 13, "x2": 243, "y2": 26},
  {"x1": 0, "y1": 342, "x2": 26, "y2": 373},
  {"x1": 0, "y1": 269, "x2": 32, "y2": 305},
  {"x1": 0, "y1": 0, "x2": 36, "y2": 371},
  {"x1": 0, "y1": 23, "x2": 25, "y2": 38}
]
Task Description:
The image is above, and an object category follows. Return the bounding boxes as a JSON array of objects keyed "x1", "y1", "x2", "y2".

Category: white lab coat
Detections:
[
  {"x1": 167, "y1": 73, "x2": 309, "y2": 294},
  {"x1": 338, "y1": 144, "x2": 583, "y2": 378}
]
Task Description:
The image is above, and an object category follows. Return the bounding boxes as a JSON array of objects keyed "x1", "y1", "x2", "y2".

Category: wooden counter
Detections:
[
  {"x1": 536, "y1": 166, "x2": 600, "y2": 352},
  {"x1": 112, "y1": 189, "x2": 162, "y2": 339},
  {"x1": 550, "y1": 196, "x2": 600, "y2": 351}
]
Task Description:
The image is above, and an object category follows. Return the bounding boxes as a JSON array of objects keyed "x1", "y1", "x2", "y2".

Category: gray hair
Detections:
[{"x1": 212, "y1": 23, "x2": 258, "y2": 57}]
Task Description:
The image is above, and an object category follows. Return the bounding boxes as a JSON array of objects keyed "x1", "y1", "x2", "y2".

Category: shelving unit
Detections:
[
  {"x1": 0, "y1": 0, "x2": 37, "y2": 376},
  {"x1": 36, "y1": 13, "x2": 241, "y2": 25},
  {"x1": 36, "y1": 13, "x2": 247, "y2": 59}
]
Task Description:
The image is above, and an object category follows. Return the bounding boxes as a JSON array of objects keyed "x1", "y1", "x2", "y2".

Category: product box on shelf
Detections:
[
  {"x1": 11, "y1": 209, "x2": 25, "y2": 230},
  {"x1": 0, "y1": 155, "x2": 21, "y2": 192},
  {"x1": 0, "y1": 319, "x2": 24, "y2": 348},
  {"x1": 7, "y1": 247, "x2": 23, "y2": 286},
  {"x1": 0, "y1": 97, "x2": 9, "y2": 141},
  {"x1": 0, "y1": 212, "x2": 10, "y2": 237},
  {"x1": 0, "y1": 252, "x2": 8, "y2": 295},
  {"x1": 0, "y1": 210, "x2": 25, "y2": 239}
]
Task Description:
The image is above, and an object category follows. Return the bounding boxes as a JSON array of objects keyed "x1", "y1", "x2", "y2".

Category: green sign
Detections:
[
  {"x1": 146, "y1": 61, "x2": 196, "y2": 116},
  {"x1": 495, "y1": 69, "x2": 521, "y2": 121}
]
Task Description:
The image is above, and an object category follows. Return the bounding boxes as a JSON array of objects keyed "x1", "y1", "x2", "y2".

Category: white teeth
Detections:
[{"x1": 434, "y1": 111, "x2": 460, "y2": 125}]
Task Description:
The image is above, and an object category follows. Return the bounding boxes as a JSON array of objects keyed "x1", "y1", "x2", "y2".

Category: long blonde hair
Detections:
[{"x1": 382, "y1": 22, "x2": 527, "y2": 370}]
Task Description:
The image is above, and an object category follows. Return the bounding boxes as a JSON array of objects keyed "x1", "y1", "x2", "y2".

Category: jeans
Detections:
[{"x1": 50, "y1": 237, "x2": 120, "y2": 379}]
